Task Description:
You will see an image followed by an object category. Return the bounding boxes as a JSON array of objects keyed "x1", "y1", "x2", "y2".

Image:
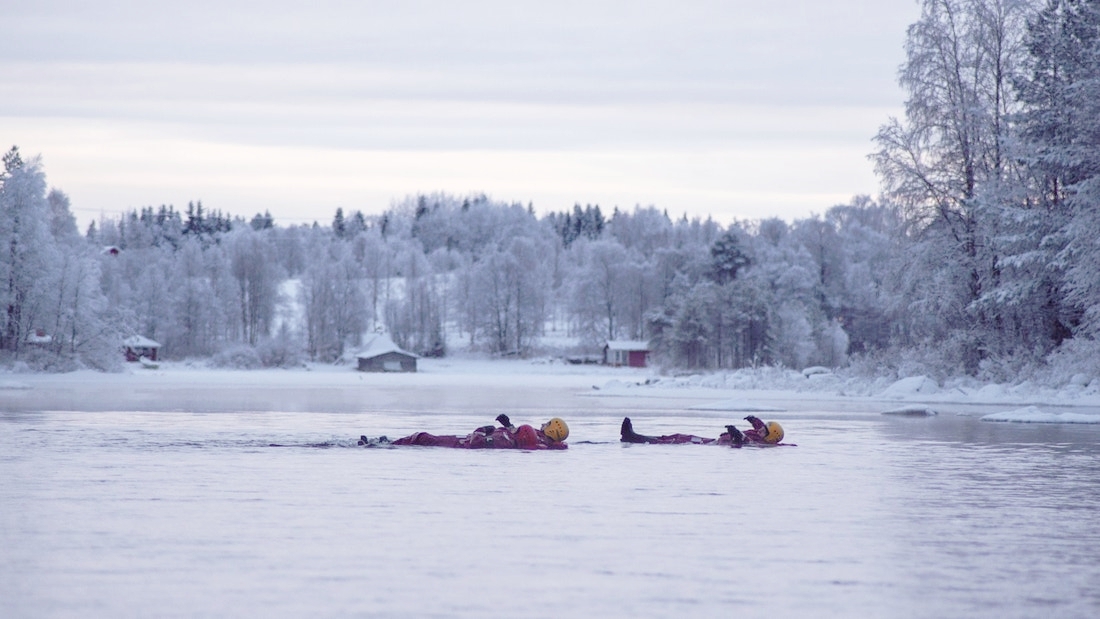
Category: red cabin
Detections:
[{"x1": 603, "y1": 340, "x2": 651, "y2": 368}]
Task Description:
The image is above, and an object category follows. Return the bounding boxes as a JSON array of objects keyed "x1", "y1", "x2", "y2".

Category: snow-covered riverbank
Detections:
[{"x1": 4, "y1": 357, "x2": 1099, "y2": 424}]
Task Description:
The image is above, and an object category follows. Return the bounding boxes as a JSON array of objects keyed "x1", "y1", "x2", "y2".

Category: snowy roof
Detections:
[
  {"x1": 123, "y1": 335, "x2": 161, "y2": 348},
  {"x1": 26, "y1": 330, "x2": 53, "y2": 344},
  {"x1": 605, "y1": 340, "x2": 651, "y2": 351},
  {"x1": 356, "y1": 333, "x2": 417, "y2": 360}
]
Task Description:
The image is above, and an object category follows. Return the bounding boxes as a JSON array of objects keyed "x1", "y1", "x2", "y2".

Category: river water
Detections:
[{"x1": 2, "y1": 384, "x2": 1100, "y2": 618}]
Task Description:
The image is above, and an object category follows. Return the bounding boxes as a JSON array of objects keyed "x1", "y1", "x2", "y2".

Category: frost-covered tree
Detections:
[
  {"x1": 0, "y1": 149, "x2": 54, "y2": 354},
  {"x1": 227, "y1": 228, "x2": 281, "y2": 345},
  {"x1": 872, "y1": 0, "x2": 1033, "y2": 371},
  {"x1": 669, "y1": 283, "x2": 716, "y2": 369},
  {"x1": 301, "y1": 236, "x2": 367, "y2": 361},
  {"x1": 451, "y1": 232, "x2": 551, "y2": 354},
  {"x1": 568, "y1": 239, "x2": 629, "y2": 344},
  {"x1": 607, "y1": 206, "x2": 673, "y2": 255},
  {"x1": 452, "y1": 252, "x2": 482, "y2": 348},
  {"x1": 50, "y1": 242, "x2": 119, "y2": 369},
  {"x1": 0, "y1": 148, "x2": 119, "y2": 369},
  {"x1": 825, "y1": 197, "x2": 903, "y2": 354},
  {"x1": 387, "y1": 242, "x2": 445, "y2": 355},
  {"x1": 470, "y1": 247, "x2": 518, "y2": 353},
  {"x1": 875, "y1": 0, "x2": 1029, "y2": 227},
  {"x1": 508, "y1": 235, "x2": 553, "y2": 351},
  {"x1": 47, "y1": 189, "x2": 79, "y2": 240},
  {"x1": 1008, "y1": 0, "x2": 1100, "y2": 338},
  {"x1": 1057, "y1": 18, "x2": 1100, "y2": 337},
  {"x1": 615, "y1": 252, "x2": 657, "y2": 341},
  {"x1": 168, "y1": 237, "x2": 220, "y2": 356},
  {"x1": 1015, "y1": 0, "x2": 1100, "y2": 206}
]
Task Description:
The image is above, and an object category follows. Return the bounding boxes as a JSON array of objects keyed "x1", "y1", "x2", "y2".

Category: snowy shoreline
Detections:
[{"x1": 3, "y1": 357, "x2": 1100, "y2": 423}]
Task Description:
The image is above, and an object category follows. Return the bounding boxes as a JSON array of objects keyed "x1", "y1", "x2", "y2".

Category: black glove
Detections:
[
  {"x1": 726, "y1": 425, "x2": 744, "y2": 446},
  {"x1": 744, "y1": 415, "x2": 761, "y2": 425},
  {"x1": 496, "y1": 414, "x2": 512, "y2": 428}
]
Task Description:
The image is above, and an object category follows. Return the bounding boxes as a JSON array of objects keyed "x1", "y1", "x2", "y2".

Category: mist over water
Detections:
[{"x1": 3, "y1": 403, "x2": 1099, "y2": 618}]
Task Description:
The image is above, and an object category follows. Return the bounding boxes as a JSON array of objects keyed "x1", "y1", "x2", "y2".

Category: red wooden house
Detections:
[{"x1": 603, "y1": 340, "x2": 651, "y2": 368}]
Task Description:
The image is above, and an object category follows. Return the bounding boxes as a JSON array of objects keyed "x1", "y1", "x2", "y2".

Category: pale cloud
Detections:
[
  {"x1": 1, "y1": 1, "x2": 919, "y2": 227},
  {"x1": 12, "y1": 119, "x2": 878, "y2": 227}
]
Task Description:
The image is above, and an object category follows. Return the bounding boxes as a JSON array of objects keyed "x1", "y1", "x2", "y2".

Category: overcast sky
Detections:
[{"x1": 2, "y1": 1, "x2": 920, "y2": 228}]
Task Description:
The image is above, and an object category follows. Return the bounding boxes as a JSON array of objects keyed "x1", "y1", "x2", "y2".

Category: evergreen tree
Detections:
[
  {"x1": 708, "y1": 230, "x2": 751, "y2": 284},
  {"x1": 332, "y1": 207, "x2": 346, "y2": 238}
]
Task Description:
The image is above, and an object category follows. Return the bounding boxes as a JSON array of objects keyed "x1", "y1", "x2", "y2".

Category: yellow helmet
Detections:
[
  {"x1": 764, "y1": 421, "x2": 784, "y2": 444},
  {"x1": 542, "y1": 418, "x2": 569, "y2": 442}
]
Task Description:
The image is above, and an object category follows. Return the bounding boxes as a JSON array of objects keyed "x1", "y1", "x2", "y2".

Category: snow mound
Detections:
[
  {"x1": 981, "y1": 406, "x2": 1100, "y2": 424},
  {"x1": 689, "y1": 400, "x2": 784, "y2": 412},
  {"x1": 1069, "y1": 373, "x2": 1092, "y2": 387},
  {"x1": 879, "y1": 376, "x2": 939, "y2": 398},
  {"x1": 976, "y1": 383, "x2": 1008, "y2": 399},
  {"x1": 882, "y1": 406, "x2": 938, "y2": 416},
  {"x1": 801, "y1": 366, "x2": 832, "y2": 378}
]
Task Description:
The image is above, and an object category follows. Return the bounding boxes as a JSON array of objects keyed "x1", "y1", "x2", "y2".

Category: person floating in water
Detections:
[
  {"x1": 620, "y1": 415, "x2": 787, "y2": 447},
  {"x1": 359, "y1": 415, "x2": 569, "y2": 450}
]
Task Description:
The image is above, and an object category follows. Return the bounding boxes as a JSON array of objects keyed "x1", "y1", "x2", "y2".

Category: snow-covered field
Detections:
[{"x1": 3, "y1": 359, "x2": 1100, "y2": 617}]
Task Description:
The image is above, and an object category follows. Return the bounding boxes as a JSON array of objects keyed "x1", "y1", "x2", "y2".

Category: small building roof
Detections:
[
  {"x1": 605, "y1": 340, "x2": 651, "y2": 352},
  {"x1": 357, "y1": 333, "x2": 418, "y2": 360},
  {"x1": 123, "y1": 335, "x2": 161, "y2": 348}
]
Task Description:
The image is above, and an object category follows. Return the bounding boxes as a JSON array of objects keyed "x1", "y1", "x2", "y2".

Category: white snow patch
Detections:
[
  {"x1": 1069, "y1": 373, "x2": 1092, "y2": 387},
  {"x1": 355, "y1": 332, "x2": 417, "y2": 360},
  {"x1": 879, "y1": 376, "x2": 939, "y2": 398},
  {"x1": 688, "y1": 400, "x2": 784, "y2": 412},
  {"x1": 801, "y1": 366, "x2": 831, "y2": 377},
  {"x1": 976, "y1": 383, "x2": 1007, "y2": 399},
  {"x1": 981, "y1": 406, "x2": 1100, "y2": 424}
]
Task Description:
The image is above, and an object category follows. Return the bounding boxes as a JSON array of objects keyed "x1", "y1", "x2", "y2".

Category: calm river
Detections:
[{"x1": 2, "y1": 388, "x2": 1099, "y2": 618}]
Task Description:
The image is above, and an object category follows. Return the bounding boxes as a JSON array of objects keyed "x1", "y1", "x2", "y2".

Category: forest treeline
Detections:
[{"x1": 3, "y1": 0, "x2": 1100, "y2": 381}]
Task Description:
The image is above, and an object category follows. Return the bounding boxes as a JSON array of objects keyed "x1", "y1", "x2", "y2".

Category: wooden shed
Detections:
[
  {"x1": 603, "y1": 340, "x2": 652, "y2": 368},
  {"x1": 123, "y1": 335, "x2": 161, "y2": 362},
  {"x1": 356, "y1": 333, "x2": 418, "y2": 372}
]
